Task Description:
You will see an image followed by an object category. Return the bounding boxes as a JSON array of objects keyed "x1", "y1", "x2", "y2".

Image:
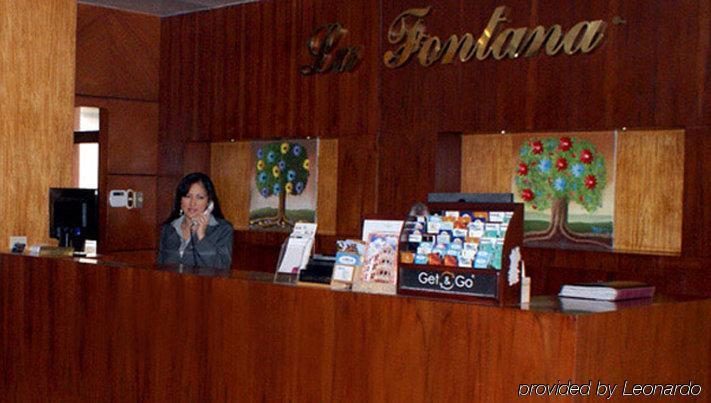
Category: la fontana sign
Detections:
[{"x1": 383, "y1": 6, "x2": 608, "y2": 68}]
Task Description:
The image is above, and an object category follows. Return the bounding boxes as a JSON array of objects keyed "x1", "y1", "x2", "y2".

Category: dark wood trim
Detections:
[
  {"x1": 435, "y1": 132, "x2": 462, "y2": 192},
  {"x1": 73, "y1": 130, "x2": 99, "y2": 143}
]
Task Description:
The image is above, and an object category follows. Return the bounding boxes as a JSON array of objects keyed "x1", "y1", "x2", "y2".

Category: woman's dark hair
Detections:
[{"x1": 163, "y1": 172, "x2": 225, "y2": 224}]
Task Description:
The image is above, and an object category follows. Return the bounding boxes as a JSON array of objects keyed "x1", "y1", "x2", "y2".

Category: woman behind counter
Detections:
[{"x1": 157, "y1": 172, "x2": 233, "y2": 269}]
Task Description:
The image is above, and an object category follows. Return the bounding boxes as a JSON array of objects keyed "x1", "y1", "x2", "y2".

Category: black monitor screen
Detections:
[{"x1": 49, "y1": 188, "x2": 99, "y2": 241}]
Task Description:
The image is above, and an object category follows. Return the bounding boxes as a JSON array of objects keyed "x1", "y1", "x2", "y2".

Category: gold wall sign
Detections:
[
  {"x1": 300, "y1": 23, "x2": 363, "y2": 75},
  {"x1": 384, "y1": 6, "x2": 607, "y2": 68}
]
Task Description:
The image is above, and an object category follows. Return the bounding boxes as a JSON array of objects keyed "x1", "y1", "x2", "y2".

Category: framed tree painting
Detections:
[
  {"x1": 512, "y1": 131, "x2": 616, "y2": 251},
  {"x1": 249, "y1": 139, "x2": 319, "y2": 230}
]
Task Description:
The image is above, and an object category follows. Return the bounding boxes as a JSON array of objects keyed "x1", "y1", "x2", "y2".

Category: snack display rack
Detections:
[{"x1": 397, "y1": 202, "x2": 524, "y2": 305}]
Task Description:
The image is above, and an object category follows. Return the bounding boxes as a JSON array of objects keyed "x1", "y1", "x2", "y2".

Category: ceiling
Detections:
[{"x1": 78, "y1": 0, "x2": 259, "y2": 17}]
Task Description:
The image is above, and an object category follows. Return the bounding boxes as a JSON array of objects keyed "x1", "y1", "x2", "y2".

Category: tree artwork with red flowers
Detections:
[{"x1": 514, "y1": 136, "x2": 610, "y2": 249}]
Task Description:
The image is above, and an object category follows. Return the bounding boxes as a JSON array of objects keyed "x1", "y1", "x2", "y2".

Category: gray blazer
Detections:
[{"x1": 157, "y1": 216, "x2": 234, "y2": 269}]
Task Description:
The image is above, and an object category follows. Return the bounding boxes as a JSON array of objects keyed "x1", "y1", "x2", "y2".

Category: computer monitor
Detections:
[{"x1": 49, "y1": 188, "x2": 98, "y2": 249}]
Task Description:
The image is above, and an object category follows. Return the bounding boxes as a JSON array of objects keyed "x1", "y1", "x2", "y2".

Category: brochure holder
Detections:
[
  {"x1": 273, "y1": 223, "x2": 317, "y2": 285},
  {"x1": 273, "y1": 238, "x2": 299, "y2": 285},
  {"x1": 397, "y1": 202, "x2": 524, "y2": 305}
]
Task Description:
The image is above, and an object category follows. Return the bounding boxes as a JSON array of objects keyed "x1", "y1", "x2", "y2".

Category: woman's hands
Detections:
[
  {"x1": 181, "y1": 215, "x2": 209, "y2": 241},
  {"x1": 190, "y1": 214, "x2": 209, "y2": 240}
]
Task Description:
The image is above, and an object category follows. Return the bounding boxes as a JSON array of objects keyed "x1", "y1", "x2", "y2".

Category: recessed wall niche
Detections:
[
  {"x1": 459, "y1": 129, "x2": 684, "y2": 255},
  {"x1": 210, "y1": 139, "x2": 338, "y2": 234}
]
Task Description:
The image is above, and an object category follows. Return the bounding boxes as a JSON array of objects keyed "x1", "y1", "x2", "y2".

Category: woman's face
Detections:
[{"x1": 181, "y1": 182, "x2": 209, "y2": 220}]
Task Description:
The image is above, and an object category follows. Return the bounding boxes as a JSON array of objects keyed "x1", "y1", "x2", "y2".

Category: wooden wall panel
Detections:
[
  {"x1": 460, "y1": 134, "x2": 513, "y2": 194},
  {"x1": 523, "y1": 241, "x2": 711, "y2": 298},
  {"x1": 336, "y1": 135, "x2": 378, "y2": 236},
  {"x1": 160, "y1": 0, "x2": 381, "y2": 142},
  {"x1": 433, "y1": 0, "x2": 711, "y2": 133},
  {"x1": 378, "y1": 0, "x2": 463, "y2": 214},
  {"x1": 0, "y1": 0, "x2": 76, "y2": 247},
  {"x1": 182, "y1": 142, "x2": 211, "y2": 176},
  {"x1": 210, "y1": 142, "x2": 253, "y2": 228},
  {"x1": 76, "y1": 4, "x2": 160, "y2": 101},
  {"x1": 317, "y1": 140, "x2": 338, "y2": 234},
  {"x1": 104, "y1": 175, "x2": 157, "y2": 251},
  {"x1": 75, "y1": 96, "x2": 159, "y2": 175},
  {"x1": 682, "y1": 127, "x2": 711, "y2": 258},
  {"x1": 435, "y1": 133, "x2": 462, "y2": 192},
  {"x1": 156, "y1": 175, "x2": 180, "y2": 230},
  {"x1": 210, "y1": 140, "x2": 338, "y2": 233},
  {"x1": 615, "y1": 130, "x2": 684, "y2": 254},
  {"x1": 76, "y1": 5, "x2": 162, "y2": 254},
  {"x1": 158, "y1": 14, "x2": 196, "y2": 176}
]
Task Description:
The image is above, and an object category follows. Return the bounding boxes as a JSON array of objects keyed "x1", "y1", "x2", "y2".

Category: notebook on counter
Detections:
[{"x1": 558, "y1": 281, "x2": 655, "y2": 301}]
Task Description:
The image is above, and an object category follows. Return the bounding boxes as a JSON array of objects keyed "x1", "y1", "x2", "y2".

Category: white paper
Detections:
[
  {"x1": 361, "y1": 220, "x2": 404, "y2": 241},
  {"x1": 277, "y1": 223, "x2": 317, "y2": 274},
  {"x1": 292, "y1": 222, "x2": 317, "y2": 237},
  {"x1": 332, "y1": 264, "x2": 354, "y2": 282},
  {"x1": 298, "y1": 237, "x2": 314, "y2": 270},
  {"x1": 277, "y1": 237, "x2": 309, "y2": 274}
]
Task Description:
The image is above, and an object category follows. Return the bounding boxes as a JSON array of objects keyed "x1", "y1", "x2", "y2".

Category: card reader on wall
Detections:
[{"x1": 109, "y1": 189, "x2": 143, "y2": 209}]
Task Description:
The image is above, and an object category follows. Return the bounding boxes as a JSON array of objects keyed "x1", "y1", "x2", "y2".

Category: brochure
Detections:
[
  {"x1": 352, "y1": 219, "x2": 403, "y2": 295},
  {"x1": 401, "y1": 210, "x2": 510, "y2": 270}
]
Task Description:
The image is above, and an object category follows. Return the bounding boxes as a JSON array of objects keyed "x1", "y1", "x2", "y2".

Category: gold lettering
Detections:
[
  {"x1": 383, "y1": 7, "x2": 432, "y2": 68},
  {"x1": 563, "y1": 21, "x2": 586, "y2": 54},
  {"x1": 300, "y1": 23, "x2": 344, "y2": 74},
  {"x1": 440, "y1": 34, "x2": 475, "y2": 64},
  {"x1": 505, "y1": 28, "x2": 529, "y2": 58},
  {"x1": 382, "y1": 6, "x2": 607, "y2": 68},
  {"x1": 562, "y1": 20, "x2": 607, "y2": 55},
  {"x1": 544, "y1": 25, "x2": 564, "y2": 55},
  {"x1": 516, "y1": 26, "x2": 546, "y2": 57},
  {"x1": 300, "y1": 22, "x2": 363, "y2": 75},
  {"x1": 418, "y1": 36, "x2": 442, "y2": 66},
  {"x1": 491, "y1": 27, "x2": 528, "y2": 60},
  {"x1": 476, "y1": 6, "x2": 510, "y2": 60},
  {"x1": 579, "y1": 20, "x2": 607, "y2": 52},
  {"x1": 331, "y1": 46, "x2": 362, "y2": 72}
]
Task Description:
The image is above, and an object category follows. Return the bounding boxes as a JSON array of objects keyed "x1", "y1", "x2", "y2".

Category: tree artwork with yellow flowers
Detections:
[{"x1": 252, "y1": 142, "x2": 310, "y2": 228}]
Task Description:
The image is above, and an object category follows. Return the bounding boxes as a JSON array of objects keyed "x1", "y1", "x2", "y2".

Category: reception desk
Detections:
[{"x1": 1, "y1": 252, "x2": 708, "y2": 401}]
